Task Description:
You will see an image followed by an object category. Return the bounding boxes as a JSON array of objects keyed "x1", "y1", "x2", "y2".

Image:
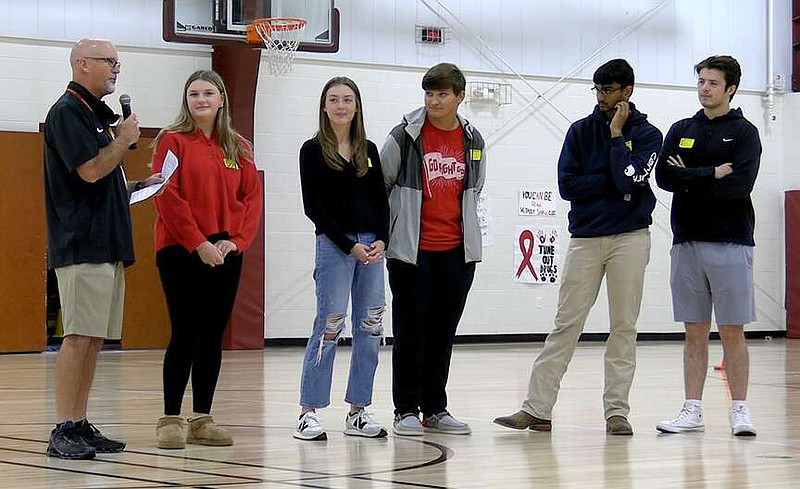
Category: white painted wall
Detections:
[
  {"x1": 0, "y1": 38, "x2": 210, "y2": 132},
  {"x1": 327, "y1": 0, "x2": 792, "y2": 91},
  {"x1": 256, "y1": 59, "x2": 787, "y2": 337},
  {"x1": 0, "y1": 0, "x2": 168, "y2": 49},
  {"x1": 0, "y1": 0, "x2": 791, "y2": 90},
  {"x1": 0, "y1": 0, "x2": 792, "y2": 337},
  {"x1": 782, "y1": 94, "x2": 800, "y2": 189}
]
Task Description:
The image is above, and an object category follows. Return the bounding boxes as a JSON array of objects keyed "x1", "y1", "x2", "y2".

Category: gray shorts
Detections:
[
  {"x1": 55, "y1": 262, "x2": 125, "y2": 339},
  {"x1": 670, "y1": 242, "x2": 755, "y2": 325}
]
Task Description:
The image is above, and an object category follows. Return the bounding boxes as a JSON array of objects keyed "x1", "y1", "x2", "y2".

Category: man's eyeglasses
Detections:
[
  {"x1": 85, "y1": 57, "x2": 122, "y2": 70},
  {"x1": 591, "y1": 85, "x2": 623, "y2": 96}
]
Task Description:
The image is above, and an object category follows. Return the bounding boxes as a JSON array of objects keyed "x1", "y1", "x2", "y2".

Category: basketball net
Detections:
[{"x1": 249, "y1": 17, "x2": 307, "y2": 76}]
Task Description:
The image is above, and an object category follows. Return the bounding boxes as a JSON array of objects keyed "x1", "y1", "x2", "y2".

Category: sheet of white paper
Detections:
[{"x1": 129, "y1": 150, "x2": 179, "y2": 205}]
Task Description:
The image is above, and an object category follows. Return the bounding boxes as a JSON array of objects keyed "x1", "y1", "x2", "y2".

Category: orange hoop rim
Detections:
[{"x1": 251, "y1": 17, "x2": 307, "y2": 32}]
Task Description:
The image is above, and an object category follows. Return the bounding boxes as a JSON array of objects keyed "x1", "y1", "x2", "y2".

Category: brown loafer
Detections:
[
  {"x1": 606, "y1": 415, "x2": 633, "y2": 436},
  {"x1": 493, "y1": 410, "x2": 552, "y2": 432}
]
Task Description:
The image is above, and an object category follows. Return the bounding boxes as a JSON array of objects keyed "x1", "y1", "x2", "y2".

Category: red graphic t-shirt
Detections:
[{"x1": 419, "y1": 118, "x2": 465, "y2": 251}]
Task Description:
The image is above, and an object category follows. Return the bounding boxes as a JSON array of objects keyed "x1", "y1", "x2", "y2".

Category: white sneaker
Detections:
[
  {"x1": 293, "y1": 412, "x2": 327, "y2": 441},
  {"x1": 392, "y1": 413, "x2": 424, "y2": 436},
  {"x1": 656, "y1": 402, "x2": 705, "y2": 433},
  {"x1": 344, "y1": 409, "x2": 387, "y2": 438},
  {"x1": 423, "y1": 411, "x2": 471, "y2": 435},
  {"x1": 730, "y1": 404, "x2": 757, "y2": 437}
]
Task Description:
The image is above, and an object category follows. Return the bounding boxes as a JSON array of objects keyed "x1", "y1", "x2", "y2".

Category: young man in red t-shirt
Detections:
[{"x1": 381, "y1": 63, "x2": 486, "y2": 436}]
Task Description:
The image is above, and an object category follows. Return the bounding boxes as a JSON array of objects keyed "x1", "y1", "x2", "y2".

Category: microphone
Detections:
[{"x1": 119, "y1": 94, "x2": 137, "y2": 149}]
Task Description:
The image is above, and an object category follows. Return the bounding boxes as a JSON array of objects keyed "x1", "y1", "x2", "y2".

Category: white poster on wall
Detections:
[
  {"x1": 477, "y1": 191, "x2": 495, "y2": 247},
  {"x1": 513, "y1": 225, "x2": 562, "y2": 285},
  {"x1": 518, "y1": 187, "x2": 557, "y2": 217}
]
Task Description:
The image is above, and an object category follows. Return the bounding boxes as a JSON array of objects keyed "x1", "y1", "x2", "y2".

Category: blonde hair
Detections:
[
  {"x1": 153, "y1": 69, "x2": 252, "y2": 165},
  {"x1": 316, "y1": 77, "x2": 368, "y2": 176}
]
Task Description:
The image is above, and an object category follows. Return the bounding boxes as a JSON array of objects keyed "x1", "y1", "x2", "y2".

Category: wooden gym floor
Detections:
[{"x1": 0, "y1": 339, "x2": 799, "y2": 488}]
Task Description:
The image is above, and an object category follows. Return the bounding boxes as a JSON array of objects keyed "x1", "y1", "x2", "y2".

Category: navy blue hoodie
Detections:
[
  {"x1": 655, "y1": 108, "x2": 760, "y2": 246},
  {"x1": 558, "y1": 103, "x2": 662, "y2": 237}
]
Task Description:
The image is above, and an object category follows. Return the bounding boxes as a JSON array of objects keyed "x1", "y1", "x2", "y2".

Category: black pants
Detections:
[
  {"x1": 157, "y1": 236, "x2": 243, "y2": 415},
  {"x1": 388, "y1": 247, "x2": 476, "y2": 417}
]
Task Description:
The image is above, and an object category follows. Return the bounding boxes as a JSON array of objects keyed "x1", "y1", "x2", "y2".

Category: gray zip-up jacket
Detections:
[{"x1": 380, "y1": 107, "x2": 486, "y2": 265}]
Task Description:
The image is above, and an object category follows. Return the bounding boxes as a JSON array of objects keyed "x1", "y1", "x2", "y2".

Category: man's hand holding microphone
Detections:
[{"x1": 119, "y1": 93, "x2": 165, "y2": 196}]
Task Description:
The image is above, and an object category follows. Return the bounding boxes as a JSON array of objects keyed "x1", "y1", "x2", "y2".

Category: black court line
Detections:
[
  {"x1": 1, "y1": 426, "x2": 398, "y2": 477},
  {"x1": 0, "y1": 445, "x2": 267, "y2": 485},
  {"x1": 0, "y1": 432, "x2": 454, "y2": 489},
  {"x1": 127, "y1": 437, "x2": 454, "y2": 488},
  {"x1": 0, "y1": 455, "x2": 341, "y2": 489},
  {"x1": 0, "y1": 459, "x2": 208, "y2": 488}
]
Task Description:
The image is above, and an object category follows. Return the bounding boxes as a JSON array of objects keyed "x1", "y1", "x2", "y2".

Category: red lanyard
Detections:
[
  {"x1": 66, "y1": 88, "x2": 114, "y2": 140},
  {"x1": 66, "y1": 87, "x2": 92, "y2": 110}
]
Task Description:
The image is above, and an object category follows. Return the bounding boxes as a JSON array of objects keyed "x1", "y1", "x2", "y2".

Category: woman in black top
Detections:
[{"x1": 293, "y1": 77, "x2": 389, "y2": 441}]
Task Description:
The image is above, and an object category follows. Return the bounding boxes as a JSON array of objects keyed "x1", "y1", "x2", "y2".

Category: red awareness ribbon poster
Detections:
[{"x1": 513, "y1": 226, "x2": 561, "y2": 284}]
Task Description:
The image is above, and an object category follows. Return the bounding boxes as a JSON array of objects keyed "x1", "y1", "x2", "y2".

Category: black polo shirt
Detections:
[{"x1": 44, "y1": 81, "x2": 134, "y2": 269}]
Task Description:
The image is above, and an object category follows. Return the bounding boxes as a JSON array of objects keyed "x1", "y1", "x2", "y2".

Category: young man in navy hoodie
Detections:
[
  {"x1": 654, "y1": 55, "x2": 760, "y2": 437},
  {"x1": 494, "y1": 59, "x2": 661, "y2": 436}
]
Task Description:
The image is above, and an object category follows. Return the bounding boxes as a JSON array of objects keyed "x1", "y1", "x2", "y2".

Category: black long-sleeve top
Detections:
[
  {"x1": 655, "y1": 108, "x2": 761, "y2": 246},
  {"x1": 299, "y1": 137, "x2": 389, "y2": 253}
]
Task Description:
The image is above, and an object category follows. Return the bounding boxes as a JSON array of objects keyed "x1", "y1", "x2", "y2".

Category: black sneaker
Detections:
[
  {"x1": 47, "y1": 421, "x2": 96, "y2": 460},
  {"x1": 75, "y1": 420, "x2": 126, "y2": 453}
]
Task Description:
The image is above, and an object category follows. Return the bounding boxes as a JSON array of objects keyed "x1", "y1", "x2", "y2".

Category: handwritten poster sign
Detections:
[
  {"x1": 518, "y1": 187, "x2": 557, "y2": 217},
  {"x1": 477, "y1": 192, "x2": 495, "y2": 247},
  {"x1": 513, "y1": 225, "x2": 562, "y2": 285}
]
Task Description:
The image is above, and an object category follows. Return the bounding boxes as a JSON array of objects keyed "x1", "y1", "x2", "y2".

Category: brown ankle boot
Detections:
[
  {"x1": 156, "y1": 416, "x2": 186, "y2": 449},
  {"x1": 187, "y1": 415, "x2": 233, "y2": 446}
]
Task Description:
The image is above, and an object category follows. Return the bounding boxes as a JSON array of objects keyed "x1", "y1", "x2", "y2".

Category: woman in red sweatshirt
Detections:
[{"x1": 150, "y1": 69, "x2": 262, "y2": 449}]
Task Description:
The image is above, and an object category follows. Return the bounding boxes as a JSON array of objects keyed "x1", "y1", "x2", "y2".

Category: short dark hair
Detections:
[
  {"x1": 422, "y1": 63, "x2": 466, "y2": 95},
  {"x1": 695, "y1": 55, "x2": 741, "y2": 101},
  {"x1": 593, "y1": 59, "x2": 634, "y2": 88}
]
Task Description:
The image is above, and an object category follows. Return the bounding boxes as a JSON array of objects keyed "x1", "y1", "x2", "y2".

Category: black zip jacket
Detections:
[{"x1": 655, "y1": 108, "x2": 761, "y2": 246}]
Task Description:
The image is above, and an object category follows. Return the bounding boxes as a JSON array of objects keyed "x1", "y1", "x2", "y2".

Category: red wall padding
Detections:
[
  {"x1": 223, "y1": 171, "x2": 265, "y2": 350},
  {"x1": 785, "y1": 190, "x2": 800, "y2": 338},
  {"x1": 213, "y1": 45, "x2": 265, "y2": 350}
]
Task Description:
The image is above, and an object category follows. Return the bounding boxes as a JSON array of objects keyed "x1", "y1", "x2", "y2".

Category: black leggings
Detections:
[{"x1": 157, "y1": 238, "x2": 243, "y2": 415}]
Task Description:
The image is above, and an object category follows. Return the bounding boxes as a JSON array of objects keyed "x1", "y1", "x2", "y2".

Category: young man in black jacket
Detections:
[
  {"x1": 655, "y1": 55, "x2": 760, "y2": 437},
  {"x1": 494, "y1": 59, "x2": 661, "y2": 435}
]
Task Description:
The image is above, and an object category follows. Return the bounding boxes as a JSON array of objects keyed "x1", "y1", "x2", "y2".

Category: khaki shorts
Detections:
[{"x1": 55, "y1": 262, "x2": 125, "y2": 339}]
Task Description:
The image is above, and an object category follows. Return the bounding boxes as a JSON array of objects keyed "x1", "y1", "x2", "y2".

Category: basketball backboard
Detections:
[{"x1": 163, "y1": 0, "x2": 339, "y2": 53}]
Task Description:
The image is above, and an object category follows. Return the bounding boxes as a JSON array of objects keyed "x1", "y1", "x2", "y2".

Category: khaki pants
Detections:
[{"x1": 522, "y1": 228, "x2": 650, "y2": 420}]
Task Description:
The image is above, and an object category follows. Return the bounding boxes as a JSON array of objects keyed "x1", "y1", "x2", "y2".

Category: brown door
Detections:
[
  {"x1": 0, "y1": 131, "x2": 47, "y2": 352},
  {"x1": 120, "y1": 137, "x2": 171, "y2": 349}
]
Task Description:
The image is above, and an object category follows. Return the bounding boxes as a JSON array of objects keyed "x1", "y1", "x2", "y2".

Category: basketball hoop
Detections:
[{"x1": 247, "y1": 17, "x2": 307, "y2": 76}]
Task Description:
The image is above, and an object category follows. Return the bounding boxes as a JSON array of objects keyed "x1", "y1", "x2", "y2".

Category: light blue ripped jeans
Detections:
[{"x1": 299, "y1": 232, "x2": 385, "y2": 408}]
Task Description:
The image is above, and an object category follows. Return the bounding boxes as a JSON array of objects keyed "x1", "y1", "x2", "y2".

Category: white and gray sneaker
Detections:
[
  {"x1": 730, "y1": 404, "x2": 757, "y2": 437},
  {"x1": 656, "y1": 402, "x2": 705, "y2": 433},
  {"x1": 392, "y1": 413, "x2": 424, "y2": 436},
  {"x1": 423, "y1": 411, "x2": 471, "y2": 435},
  {"x1": 293, "y1": 412, "x2": 327, "y2": 441},
  {"x1": 344, "y1": 409, "x2": 387, "y2": 438}
]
